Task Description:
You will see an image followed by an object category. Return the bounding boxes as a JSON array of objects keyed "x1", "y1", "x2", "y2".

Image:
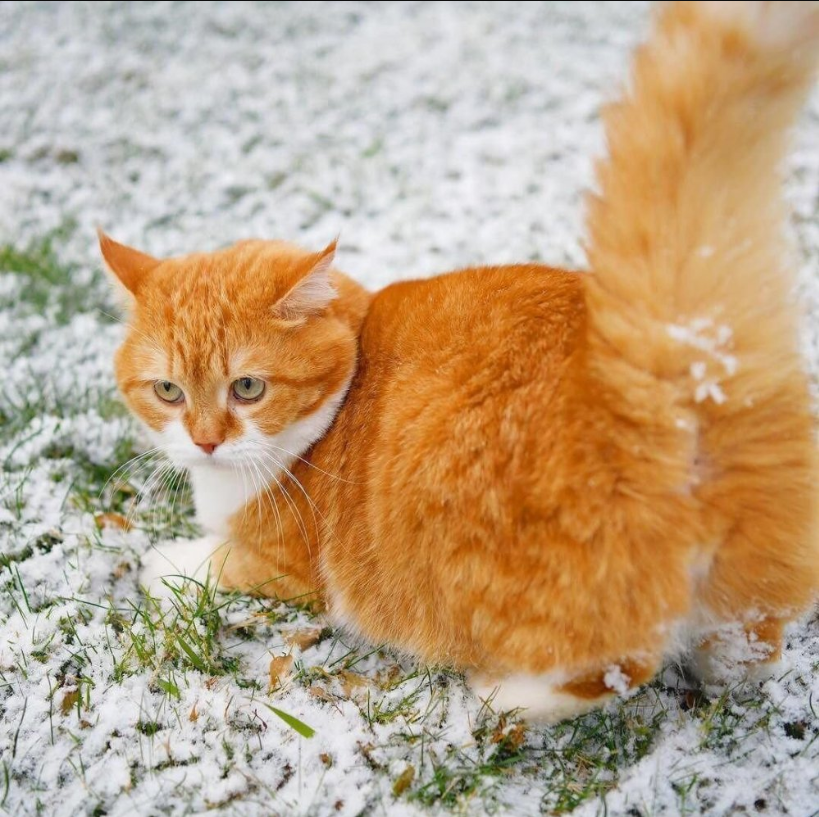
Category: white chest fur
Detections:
[{"x1": 188, "y1": 465, "x2": 256, "y2": 536}]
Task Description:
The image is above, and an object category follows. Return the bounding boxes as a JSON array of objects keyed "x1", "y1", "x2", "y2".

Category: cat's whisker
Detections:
[
  {"x1": 99, "y1": 447, "x2": 164, "y2": 503},
  {"x1": 150, "y1": 457, "x2": 185, "y2": 529},
  {"x1": 167, "y1": 467, "x2": 188, "y2": 528},
  {"x1": 129, "y1": 460, "x2": 176, "y2": 530},
  {"x1": 259, "y1": 441, "x2": 358, "y2": 485},
  {"x1": 244, "y1": 453, "x2": 286, "y2": 568},
  {"x1": 245, "y1": 452, "x2": 271, "y2": 548},
  {"x1": 230, "y1": 456, "x2": 252, "y2": 532},
  {"x1": 266, "y1": 451, "x2": 334, "y2": 547},
  {"x1": 254, "y1": 455, "x2": 312, "y2": 560},
  {"x1": 139, "y1": 462, "x2": 175, "y2": 521}
]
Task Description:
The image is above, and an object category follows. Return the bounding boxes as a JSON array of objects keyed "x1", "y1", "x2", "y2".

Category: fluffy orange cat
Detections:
[{"x1": 100, "y1": 1, "x2": 819, "y2": 722}]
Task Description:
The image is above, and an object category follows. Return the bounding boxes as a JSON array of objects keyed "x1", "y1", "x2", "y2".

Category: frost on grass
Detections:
[{"x1": 1, "y1": 2, "x2": 818, "y2": 816}]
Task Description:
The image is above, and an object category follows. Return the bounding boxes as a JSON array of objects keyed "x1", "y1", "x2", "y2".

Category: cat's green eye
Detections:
[
  {"x1": 154, "y1": 380, "x2": 184, "y2": 404},
  {"x1": 232, "y1": 377, "x2": 265, "y2": 402}
]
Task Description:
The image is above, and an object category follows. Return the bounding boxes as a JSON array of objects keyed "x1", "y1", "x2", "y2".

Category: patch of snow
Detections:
[
  {"x1": 603, "y1": 665, "x2": 632, "y2": 696},
  {"x1": 0, "y1": 1, "x2": 817, "y2": 815}
]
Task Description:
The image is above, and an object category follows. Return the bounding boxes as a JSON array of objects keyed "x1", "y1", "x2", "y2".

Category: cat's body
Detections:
[{"x1": 103, "y1": 1, "x2": 819, "y2": 722}]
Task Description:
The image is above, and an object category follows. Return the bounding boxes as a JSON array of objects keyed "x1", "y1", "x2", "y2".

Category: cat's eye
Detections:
[
  {"x1": 232, "y1": 377, "x2": 265, "y2": 402},
  {"x1": 154, "y1": 380, "x2": 184, "y2": 404}
]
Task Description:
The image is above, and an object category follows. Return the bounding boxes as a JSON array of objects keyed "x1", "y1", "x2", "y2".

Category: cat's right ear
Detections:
[{"x1": 97, "y1": 229, "x2": 161, "y2": 302}]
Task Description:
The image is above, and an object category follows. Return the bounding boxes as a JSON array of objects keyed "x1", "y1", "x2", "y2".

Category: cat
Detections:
[{"x1": 100, "y1": 1, "x2": 819, "y2": 723}]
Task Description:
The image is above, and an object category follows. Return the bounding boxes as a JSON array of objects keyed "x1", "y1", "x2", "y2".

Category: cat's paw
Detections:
[
  {"x1": 688, "y1": 622, "x2": 783, "y2": 687},
  {"x1": 139, "y1": 536, "x2": 221, "y2": 600},
  {"x1": 468, "y1": 672, "x2": 607, "y2": 724}
]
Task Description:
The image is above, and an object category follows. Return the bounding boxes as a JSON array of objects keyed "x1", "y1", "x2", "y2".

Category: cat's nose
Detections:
[{"x1": 194, "y1": 440, "x2": 220, "y2": 455}]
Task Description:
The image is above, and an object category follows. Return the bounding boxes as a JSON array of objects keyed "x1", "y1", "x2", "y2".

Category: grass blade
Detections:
[{"x1": 263, "y1": 704, "x2": 315, "y2": 738}]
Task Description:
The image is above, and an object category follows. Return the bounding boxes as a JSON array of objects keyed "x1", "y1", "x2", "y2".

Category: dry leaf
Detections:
[
  {"x1": 112, "y1": 561, "x2": 132, "y2": 580},
  {"x1": 284, "y1": 628, "x2": 324, "y2": 651},
  {"x1": 94, "y1": 512, "x2": 132, "y2": 532},
  {"x1": 308, "y1": 684, "x2": 335, "y2": 703},
  {"x1": 189, "y1": 703, "x2": 199, "y2": 722},
  {"x1": 393, "y1": 764, "x2": 415, "y2": 797},
  {"x1": 376, "y1": 665, "x2": 402, "y2": 689},
  {"x1": 492, "y1": 721, "x2": 526, "y2": 751},
  {"x1": 269, "y1": 654, "x2": 294, "y2": 689},
  {"x1": 60, "y1": 689, "x2": 79, "y2": 715},
  {"x1": 338, "y1": 670, "x2": 369, "y2": 697}
]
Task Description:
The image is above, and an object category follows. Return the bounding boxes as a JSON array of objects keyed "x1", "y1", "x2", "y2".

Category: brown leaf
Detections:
[
  {"x1": 308, "y1": 684, "x2": 336, "y2": 703},
  {"x1": 189, "y1": 702, "x2": 199, "y2": 722},
  {"x1": 112, "y1": 561, "x2": 132, "y2": 580},
  {"x1": 376, "y1": 665, "x2": 402, "y2": 689},
  {"x1": 492, "y1": 721, "x2": 526, "y2": 751},
  {"x1": 283, "y1": 628, "x2": 324, "y2": 651},
  {"x1": 392, "y1": 765, "x2": 415, "y2": 796},
  {"x1": 338, "y1": 670, "x2": 369, "y2": 698},
  {"x1": 60, "y1": 689, "x2": 79, "y2": 715},
  {"x1": 94, "y1": 512, "x2": 132, "y2": 532},
  {"x1": 269, "y1": 654, "x2": 294, "y2": 690}
]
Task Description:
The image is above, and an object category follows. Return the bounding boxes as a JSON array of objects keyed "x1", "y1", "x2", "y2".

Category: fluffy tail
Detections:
[{"x1": 584, "y1": 1, "x2": 819, "y2": 431}]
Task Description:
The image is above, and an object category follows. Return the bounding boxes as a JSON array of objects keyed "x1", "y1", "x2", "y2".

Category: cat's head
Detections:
[{"x1": 99, "y1": 233, "x2": 369, "y2": 473}]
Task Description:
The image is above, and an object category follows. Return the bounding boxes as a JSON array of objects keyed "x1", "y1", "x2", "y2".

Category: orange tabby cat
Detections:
[{"x1": 101, "y1": 1, "x2": 819, "y2": 722}]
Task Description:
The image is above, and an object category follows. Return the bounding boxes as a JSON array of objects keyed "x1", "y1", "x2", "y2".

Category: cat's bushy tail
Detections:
[{"x1": 583, "y1": 1, "x2": 818, "y2": 432}]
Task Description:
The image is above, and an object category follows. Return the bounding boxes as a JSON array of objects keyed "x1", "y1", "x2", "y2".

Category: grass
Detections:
[
  {"x1": 0, "y1": 223, "x2": 109, "y2": 327},
  {"x1": 1, "y1": 233, "x2": 817, "y2": 815}
]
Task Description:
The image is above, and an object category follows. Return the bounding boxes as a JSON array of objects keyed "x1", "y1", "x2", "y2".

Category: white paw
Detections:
[
  {"x1": 688, "y1": 624, "x2": 782, "y2": 686},
  {"x1": 469, "y1": 672, "x2": 606, "y2": 724},
  {"x1": 139, "y1": 537, "x2": 222, "y2": 600}
]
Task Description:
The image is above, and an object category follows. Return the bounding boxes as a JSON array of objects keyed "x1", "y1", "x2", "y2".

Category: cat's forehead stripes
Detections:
[{"x1": 152, "y1": 259, "x2": 247, "y2": 381}]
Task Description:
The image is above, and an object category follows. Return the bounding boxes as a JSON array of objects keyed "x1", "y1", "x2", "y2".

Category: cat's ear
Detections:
[
  {"x1": 272, "y1": 240, "x2": 338, "y2": 322},
  {"x1": 97, "y1": 229, "x2": 161, "y2": 298}
]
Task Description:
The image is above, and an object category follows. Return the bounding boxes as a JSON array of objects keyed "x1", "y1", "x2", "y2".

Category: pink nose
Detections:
[{"x1": 195, "y1": 441, "x2": 220, "y2": 455}]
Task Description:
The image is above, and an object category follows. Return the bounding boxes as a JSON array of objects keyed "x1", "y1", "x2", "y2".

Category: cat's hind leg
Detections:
[
  {"x1": 469, "y1": 658, "x2": 658, "y2": 724},
  {"x1": 689, "y1": 617, "x2": 785, "y2": 686}
]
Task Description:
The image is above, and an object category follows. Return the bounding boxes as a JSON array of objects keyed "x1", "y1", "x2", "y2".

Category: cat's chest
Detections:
[{"x1": 188, "y1": 466, "x2": 257, "y2": 536}]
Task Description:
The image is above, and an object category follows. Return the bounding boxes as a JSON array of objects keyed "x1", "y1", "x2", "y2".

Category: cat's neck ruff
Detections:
[{"x1": 188, "y1": 377, "x2": 352, "y2": 536}]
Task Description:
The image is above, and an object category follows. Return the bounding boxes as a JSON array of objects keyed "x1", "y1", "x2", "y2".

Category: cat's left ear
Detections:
[
  {"x1": 273, "y1": 240, "x2": 338, "y2": 322},
  {"x1": 97, "y1": 229, "x2": 161, "y2": 299}
]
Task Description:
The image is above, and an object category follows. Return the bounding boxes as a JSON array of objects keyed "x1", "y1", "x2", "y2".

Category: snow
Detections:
[
  {"x1": 1, "y1": 2, "x2": 818, "y2": 816},
  {"x1": 668, "y1": 318, "x2": 738, "y2": 405},
  {"x1": 603, "y1": 665, "x2": 632, "y2": 697}
]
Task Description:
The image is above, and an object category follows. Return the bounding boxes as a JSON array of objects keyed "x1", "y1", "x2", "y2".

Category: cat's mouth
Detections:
[{"x1": 183, "y1": 453, "x2": 235, "y2": 470}]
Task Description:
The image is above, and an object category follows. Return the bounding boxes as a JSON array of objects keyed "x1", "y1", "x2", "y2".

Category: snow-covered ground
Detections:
[{"x1": 1, "y1": 2, "x2": 817, "y2": 815}]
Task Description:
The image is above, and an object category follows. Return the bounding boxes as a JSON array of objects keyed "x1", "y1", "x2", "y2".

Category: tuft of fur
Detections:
[{"x1": 104, "y1": 2, "x2": 819, "y2": 723}]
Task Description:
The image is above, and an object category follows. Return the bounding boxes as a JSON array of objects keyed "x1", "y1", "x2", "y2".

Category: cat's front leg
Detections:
[{"x1": 139, "y1": 536, "x2": 229, "y2": 599}]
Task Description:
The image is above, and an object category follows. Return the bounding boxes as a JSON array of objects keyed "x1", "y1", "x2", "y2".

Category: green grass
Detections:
[
  {"x1": 1, "y1": 234, "x2": 816, "y2": 816},
  {"x1": 0, "y1": 223, "x2": 109, "y2": 326}
]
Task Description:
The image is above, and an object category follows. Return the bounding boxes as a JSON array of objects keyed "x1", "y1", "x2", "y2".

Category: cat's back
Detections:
[
  {"x1": 346, "y1": 264, "x2": 585, "y2": 499},
  {"x1": 344, "y1": 263, "x2": 587, "y2": 488},
  {"x1": 348, "y1": 265, "x2": 587, "y2": 462},
  {"x1": 359, "y1": 263, "x2": 585, "y2": 390}
]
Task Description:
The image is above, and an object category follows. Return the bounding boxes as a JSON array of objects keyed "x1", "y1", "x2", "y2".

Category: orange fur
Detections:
[{"x1": 102, "y1": 2, "x2": 819, "y2": 722}]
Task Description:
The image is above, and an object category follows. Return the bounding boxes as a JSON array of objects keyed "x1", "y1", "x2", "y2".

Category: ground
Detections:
[{"x1": 1, "y1": 2, "x2": 818, "y2": 815}]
